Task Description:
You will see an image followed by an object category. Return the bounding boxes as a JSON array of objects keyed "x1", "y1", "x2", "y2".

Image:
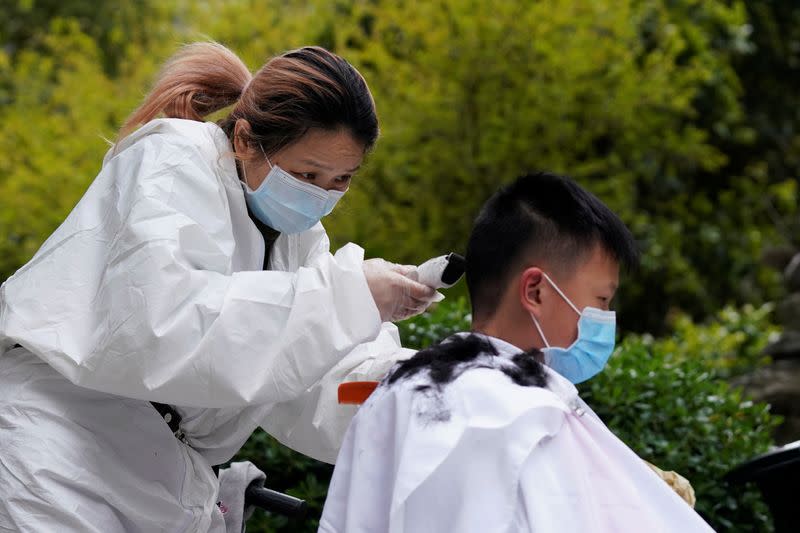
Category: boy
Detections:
[{"x1": 320, "y1": 172, "x2": 713, "y2": 532}]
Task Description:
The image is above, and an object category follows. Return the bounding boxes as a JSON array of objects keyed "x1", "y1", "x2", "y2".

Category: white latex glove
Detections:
[{"x1": 362, "y1": 258, "x2": 438, "y2": 322}]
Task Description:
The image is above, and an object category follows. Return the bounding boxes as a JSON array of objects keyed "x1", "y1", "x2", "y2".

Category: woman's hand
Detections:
[{"x1": 362, "y1": 258, "x2": 438, "y2": 322}]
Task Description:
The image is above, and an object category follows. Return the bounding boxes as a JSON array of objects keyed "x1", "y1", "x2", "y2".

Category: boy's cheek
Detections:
[{"x1": 552, "y1": 316, "x2": 580, "y2": 347}]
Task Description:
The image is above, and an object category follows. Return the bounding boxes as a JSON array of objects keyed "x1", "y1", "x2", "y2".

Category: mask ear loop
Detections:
[
  {"x1": 540, "y1": 271, "x2": 581, "y2": 316},
  {"x1": 530, "y1": 314, "x2": 551, "y2": 348},
  {"x1": 259, "y1": 143, "x2": 274, "y2": 170},
  {"x1": 239, "y1": 157, "x2": 250, "y2": 189},
  {"x1": 239, "y1": 143, "x2": 270, "y2": 191}
]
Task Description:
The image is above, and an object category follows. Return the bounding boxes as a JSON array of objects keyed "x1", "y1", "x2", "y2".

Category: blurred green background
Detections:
[{"x1": 2, "y1": 0, "x2": 799, "y2": 531}]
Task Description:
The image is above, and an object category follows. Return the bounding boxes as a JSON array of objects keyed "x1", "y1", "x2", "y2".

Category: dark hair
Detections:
[
  {"x1": 386, "y1": 334, "x2": 547, "y2": 392},
  {"x1": 118, "y1": 43, "x2": 378, "y2": 156},
  {"x1": 466, "y1": 171, "x2": 639, "y2": 323},
  {"x1": 221, "y1": 45, "x2": 378, "y2": 157}
]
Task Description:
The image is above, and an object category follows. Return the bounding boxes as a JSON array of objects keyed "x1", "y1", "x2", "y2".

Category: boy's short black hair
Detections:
[{"x1": 466, "y1": 171, "x2": 639, "y2": 323}]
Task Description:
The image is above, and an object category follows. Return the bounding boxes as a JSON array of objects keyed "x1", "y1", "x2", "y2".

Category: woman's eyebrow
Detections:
[{"x1": 301, "y1": 158, "x2": 360, "y2": 173}]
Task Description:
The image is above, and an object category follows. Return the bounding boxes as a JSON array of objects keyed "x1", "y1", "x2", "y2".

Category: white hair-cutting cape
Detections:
[
  {"x1": 320, "y1": 334, "x2": 715, "y2": 533},
  {"x1": 0, "y1": 119, "x2": 409, "y2": 532}
]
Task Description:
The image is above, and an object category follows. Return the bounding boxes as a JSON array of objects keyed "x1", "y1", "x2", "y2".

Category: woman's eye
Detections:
[
  {"x1": 336, "y1": 175, "x2": 352, "y2": 184},
  {"x1": 298, "y1": 172, "x2": 315, "y2": 181}
]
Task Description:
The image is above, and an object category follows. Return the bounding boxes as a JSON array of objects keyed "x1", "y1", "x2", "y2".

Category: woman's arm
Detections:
[
  {"x1": 0, "y1": 132, "x2": 382, "y2": 408},
  {"x1": 260, "y1": 321, "x2": 414, "y2": 463}
]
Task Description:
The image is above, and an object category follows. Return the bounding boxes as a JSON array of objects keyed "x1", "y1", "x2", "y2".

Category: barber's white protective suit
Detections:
[
  {"x1": 320, "y1": 334, "x2": 715, "y2": 533},
  {"x1": 0, "y1": 119, "x2": 410, "y2": 532}
]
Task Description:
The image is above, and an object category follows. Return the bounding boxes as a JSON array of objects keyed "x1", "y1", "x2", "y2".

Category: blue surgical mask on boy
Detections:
[
  {"x1": 242, "y1": 146, "x2": 345, "y2": 234},
  {"x1": 530, "y1": 272, "x2": 616, "y2": 384}
]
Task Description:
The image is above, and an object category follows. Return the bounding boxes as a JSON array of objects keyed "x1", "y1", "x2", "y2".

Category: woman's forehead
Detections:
[{"x1": 280, "y1": 128, "x2": 364, "y2": 169}]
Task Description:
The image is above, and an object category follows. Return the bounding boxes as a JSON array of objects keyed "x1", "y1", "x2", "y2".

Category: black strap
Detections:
[
  {"x1": 245, "y1": 203, "x2": 280, "y2": 270},
  {"x1": 150, "y1": 401, "x2": 183, "y2": 436}
]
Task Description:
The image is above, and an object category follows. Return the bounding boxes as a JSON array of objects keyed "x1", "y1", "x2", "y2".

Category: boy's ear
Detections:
[{"x1": 520, "y1": 267, "x2": 544, "y2": 316}]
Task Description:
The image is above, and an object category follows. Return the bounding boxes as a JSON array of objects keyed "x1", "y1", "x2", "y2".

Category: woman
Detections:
[{"x1": 0, "y1": 43, "x2": 435, "y2": 531}]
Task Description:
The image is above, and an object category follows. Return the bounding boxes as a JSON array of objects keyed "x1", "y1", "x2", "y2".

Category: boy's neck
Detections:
[
  {"x1": 470, "y1": 286, "x2": 546, "y2": 361},
  {"x1": 472, "y1": 315, "x2": 544, "y2": 363}
]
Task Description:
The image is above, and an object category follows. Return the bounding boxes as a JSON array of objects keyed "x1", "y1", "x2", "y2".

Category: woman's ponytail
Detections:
[{"x1": 118, "y1": 42, "x2": 252, "y2": 141}]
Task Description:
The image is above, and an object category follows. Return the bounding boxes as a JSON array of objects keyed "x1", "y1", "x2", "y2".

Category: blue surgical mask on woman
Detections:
[
  {"x1": 530, "y1": 272, "x2": 616, "y2": 384},
  {"x1": 242, "y1": 146, "x2": 346, "y2": 233}
]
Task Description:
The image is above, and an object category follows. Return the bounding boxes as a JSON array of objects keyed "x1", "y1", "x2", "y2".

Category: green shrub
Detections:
[
  {"x1": 397, "y1": 296, "x2": 473, "y2": 349},
  {"x1": 657, "y1": 303, "x2": 780, "y2": 379}
]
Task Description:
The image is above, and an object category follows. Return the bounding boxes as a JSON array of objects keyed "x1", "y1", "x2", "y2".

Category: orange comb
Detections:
[{"x1": 337, "y1": 381, "x2": 380, "y2": 405}]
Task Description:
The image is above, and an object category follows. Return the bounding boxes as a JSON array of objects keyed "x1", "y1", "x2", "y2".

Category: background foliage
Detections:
[
  {"x1": 2, "y1": 1, "x2": 798, "y2": 532},
  {"x1": 1, "y1": 0, "x2": 798, "y2": 333}
]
